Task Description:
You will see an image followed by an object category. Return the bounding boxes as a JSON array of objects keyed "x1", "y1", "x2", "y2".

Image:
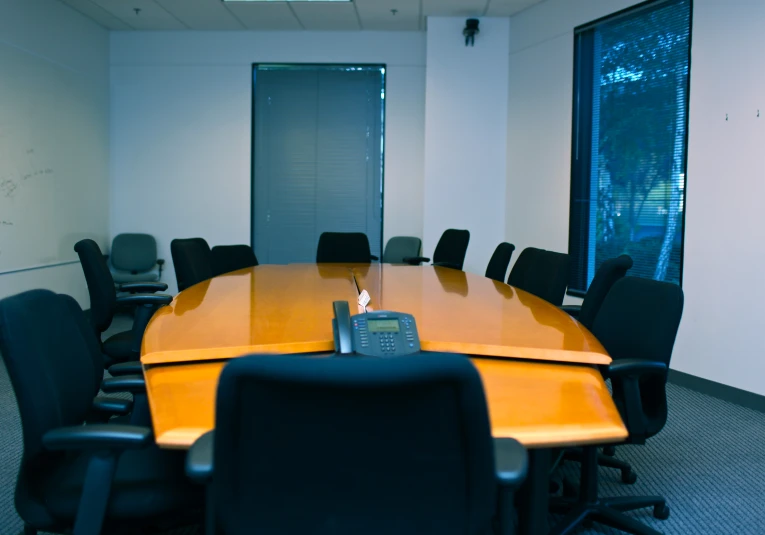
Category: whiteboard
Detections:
[{"x1": 0, "y1": 42, "x2": 108, "y2": 274}]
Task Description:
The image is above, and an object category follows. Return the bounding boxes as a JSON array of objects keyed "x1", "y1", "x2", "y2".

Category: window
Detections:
[
  {"x1": 568, "y1": 0, "x2": 692, "y2": 294},
  {"x1": 251, "y1": 65, "x2": 385, "y2": 264}
]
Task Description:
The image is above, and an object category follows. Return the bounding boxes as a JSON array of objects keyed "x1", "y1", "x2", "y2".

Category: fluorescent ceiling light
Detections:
[{"x1": 223, "y1": 0, "x2": 351, "y2": 2}]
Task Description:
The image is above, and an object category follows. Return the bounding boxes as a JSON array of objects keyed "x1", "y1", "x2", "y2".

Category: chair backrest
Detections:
[
  {"x1": 382, "y1": 236, "x2": 421, "y2": 263},
  {"x1": 485, "y1": 242, "x2": 516, "y2": 282},
  {"x1": 316, "y1": 232, "x2": 372, "y2": 263},
  {"x1": 0, "y1": 290, "x2": 100, "y2": 460},
  {"x1": 211, "y1": 245, "x2": 259, "y2": 277},
  {"x1": 212, "y1": 353, "x2": 497, "y2": 535},
  {"x1": 577, "y1": 255, "x2": 633, "y2": 329},
  {"x1": 171, "y1": 238, "x2": 213, "y2": 292},
  {"x1": 507, "y1": 247, "x2": 570, "y2": 306},
  {"x1": 591, "y1": 277, "x2": 684, "y2": 438},
  {"x1": 74, "y1": 239, "x2": 117, "y2": 334},
  {"x1": 432, "y1": 229, "x2": 470, "y2": 270},
  {"x1": 110, "y1": 233, "x2": 158, "y2": 273}
]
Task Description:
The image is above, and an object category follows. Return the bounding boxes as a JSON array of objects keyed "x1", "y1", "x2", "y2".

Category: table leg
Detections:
[{"x1": 517, "y1": 448, "x2": 550, "y2": 535}]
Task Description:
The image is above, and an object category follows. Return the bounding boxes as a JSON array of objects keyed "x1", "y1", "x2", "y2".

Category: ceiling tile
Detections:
[
  {"x1": 156, "y1": 0, "x2": 245, "y2": 30},
  {"x1": 224, "y1": 2, "x2": 302, "y2": 30},
  {"x1": 422, "y1": 0, "x2": 487, "y2": 17},
  {"x1": 58, "y1": 0, "x2": 134, "y2": 30},
  {"x1": 354, "y1": 0, "x2": 420, "y2": 31},
  {"x1": 290, "y1": 2, "x2": 361, "y2": 31},
  {"x1": 89, "y1": 0, "x2": 187, "y2": 30},
  {"x1": 485, "y1": 0, "x2": 544, "y2": 16}
]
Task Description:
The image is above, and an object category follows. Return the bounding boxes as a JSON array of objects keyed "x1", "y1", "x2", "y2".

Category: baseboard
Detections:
[{"x1": 668, "y1": 370, "x2": 765, "y2": 413}]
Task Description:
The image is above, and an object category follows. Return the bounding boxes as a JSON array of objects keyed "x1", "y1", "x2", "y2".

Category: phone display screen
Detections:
[{"x1": 367, "y1": 319, "x2": 400, "y2": 333}]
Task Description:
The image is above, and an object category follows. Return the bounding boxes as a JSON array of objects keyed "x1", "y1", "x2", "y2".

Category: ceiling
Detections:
[{"x1": 57, "y1": 0, "x2": 545, "y2": 31}]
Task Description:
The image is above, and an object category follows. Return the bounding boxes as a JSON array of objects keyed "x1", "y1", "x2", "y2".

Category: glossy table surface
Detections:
[
  {"x1": 141, "y1": 264, "x2": 626, "y2": 450},
  {"x1": 141, "y1": 264, "x2": 610, "y2": 366},
  {"x1": 145, "y1": 356, "x2": 626, "y2": 449}
]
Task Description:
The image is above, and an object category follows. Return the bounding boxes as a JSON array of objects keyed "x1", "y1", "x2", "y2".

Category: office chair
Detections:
[
  {"x1": 75, "y1": 239, "x2": 172, "y2": 367},
  {"x1": 485, "y1": 242, "x2": 516, "y2": 282},
  {"x1": 550, "y1": 277, "x2": 684, "y2": 535},
  {"x1": 0, "y1": 290, "x2": 203, "y2": 535},
  {"x1": 186, "y1": 353, "x2": 528, "y2": 535},
  {"x1": 560, "y1": 254, "x2": 633, "y2": 330},
  {"x1": 171, "y1": 237, "x2": 214, "y2": 292},
  {"x1": 382, "y1": 236, "x2": 422, "y2": 263},
  {"x1": 211, "y1": 244, "x2": 259, "y2": 277},
  {"x1": 404, "y1": 228, "x2": 470, "y2": 271},
  {"x1": 316, "y1": 232, "x2": 378, "y2": 263},
  {"x1": 506, "y1": 247, "x2": 569, "y2": 306},
  {"x1": 108, "y1": 233, "x2": 164, "y2": 284}
]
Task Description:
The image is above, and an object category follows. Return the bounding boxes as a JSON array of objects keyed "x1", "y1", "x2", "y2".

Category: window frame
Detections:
[{"x1": 567, "y1": 0, "x2": 693, "y2": 297}]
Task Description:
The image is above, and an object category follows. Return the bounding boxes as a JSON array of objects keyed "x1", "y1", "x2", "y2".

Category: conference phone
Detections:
[{"x1": 332, "y1": 301, "x2": 421, "y2": 357}]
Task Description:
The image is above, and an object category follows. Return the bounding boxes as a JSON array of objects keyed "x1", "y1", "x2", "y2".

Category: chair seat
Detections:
[
  {"x1": 102, "y1": 330, "x2": 134, "y2": 361},
  {"x1": 39, "y1": 446, "x2": 203, "y2": 523},
  {"x1": 110, "y1": 267, "x2": 160, "y2": 284}
]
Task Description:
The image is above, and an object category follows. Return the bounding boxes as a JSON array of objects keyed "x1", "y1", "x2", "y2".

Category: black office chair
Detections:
[
  {"x1": 405, "y1": 228, "x2": 470, "y2": 271},
  {"x1": 382, "y1": 236, "x2": 422, "y2": 263},
  {"x1": 186, "y1": 353, "x2": 528, "y2": 535},
  {"x1": 560, "y1": 254, "x2": 633, "y2": 330},
  {"x1": 0, "y1": 290, "x2": 203, "y2": 535},
  {"x1": 316, "y1": 232, "x2": 378, "y2": 263},
  {"x1": 74, "y1": 239, "x2": 172, "y2": 367},
  {"x1": 211, "y1": 244, "x2": 259, "y2": 277},
  {"x1": 506, "y1": 247, "x2": 569, "y2": 306},
  {"x1": 550, "y1": 277, "x2": 684, "y2": 535},
  {"x1": 171, "y1": 237, "x2": 214, "y2": 292},
  {"x1": 485, "y1": 242, "x2": 516, "y2": 282}
]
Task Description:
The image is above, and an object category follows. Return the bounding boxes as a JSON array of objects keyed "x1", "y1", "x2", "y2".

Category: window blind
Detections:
[
  {"x1": 252, "y1": 65, "x2": 385, "y2": 264},
  {"x1": 569, "y1": 0, "x2": 691, "y2": 294}
]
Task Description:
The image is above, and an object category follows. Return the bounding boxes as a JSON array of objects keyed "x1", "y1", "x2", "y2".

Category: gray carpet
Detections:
[{"x1": 0, "y1": 315, "x2": 763, "y2": 533}]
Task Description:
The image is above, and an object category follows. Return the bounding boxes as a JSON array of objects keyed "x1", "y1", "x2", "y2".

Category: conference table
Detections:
[{"x1": 140, "y1": 263, "x2": 627, "y2": 534}]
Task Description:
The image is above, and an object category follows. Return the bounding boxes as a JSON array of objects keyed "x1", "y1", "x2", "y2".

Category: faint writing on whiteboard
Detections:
[
  {"x1": 0, "y1": 178, "x2": 18, "y2": 198},
  {"x1": 0, "y1": 220, "x2": 12, "y2": 226},
  {"x1": 22, "y1": 169, "x2": 53, "y2": 180}
]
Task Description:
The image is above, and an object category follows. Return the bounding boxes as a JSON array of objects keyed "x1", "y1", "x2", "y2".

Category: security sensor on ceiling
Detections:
[{"x1": 463, "y1": 19, "x2": 479, "y2": 46}]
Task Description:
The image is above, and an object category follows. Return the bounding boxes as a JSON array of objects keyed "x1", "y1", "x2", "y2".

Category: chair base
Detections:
[
  {"x1": 550, "y1": 496, "x2": 669, "y2": 535},
  {"x1": 563, "y1": 447, "x2": 637, "y2": 484},
  {"x1": 551, "y1": 446, "x2": 668, "y2": 535}
]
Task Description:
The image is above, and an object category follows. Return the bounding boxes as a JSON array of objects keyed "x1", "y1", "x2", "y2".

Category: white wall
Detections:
[
  {"x1": 0, "y1": 0, "x2": 110, "y2": 306},
  {"x1": 110, "y1": 31, "x2": 426, "y2": 293},
  {"x1": 507, "y1": 0, "x2": 765, "y2": 395},
  {"x1": 423, "y1": 18, "x2": 510, "y2": 274}
]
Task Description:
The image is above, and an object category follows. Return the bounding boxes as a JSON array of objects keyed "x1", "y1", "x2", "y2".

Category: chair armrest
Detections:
[
  {"x1": 116, "y1": 293, "x2": 173, "y2": 307},
  {"x1": 157, "y1": 259, "x2": 165, "y2": 266},
  {"x1": 608, "y1": 359, "x2": 667, "y2": 379},
  {"x1": 403, "y1": 256, "x2": 430, "y2": 265},
  {"x1": 186, "y1": 431, "x2": 214, "y2": 484},
  {"x1": 101, "y1": 374, "x2": 146, "y2": 394},
  {"x1": 494, "y1": 437, "x2": 528, "y2": 489},
  {"x1": 108, "y1": 361, "x2": 143, "y2": 376},
  {"x1": 432, "y1": 262, "x2": 461, "y2": 270},
  {"x1": 560, "y1": 305, "x2": 581, "y2": 318},
  {"x1": 43, "y1": 424, "x2": 152, "y2": 451},
  {"x1": 118, "y1": 282, "x2": 168, "y2": 293},
  {"x1": 92, "y1": 396, "x2": 132, "y2": 416},
  {"x1": 370, "y1": 255, "x2": 379, "y2": 261}
]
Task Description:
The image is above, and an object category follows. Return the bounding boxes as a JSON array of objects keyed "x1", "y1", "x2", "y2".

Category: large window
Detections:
[{"x1": 569, "y1": 0, "x2": 692, "y2": 294}]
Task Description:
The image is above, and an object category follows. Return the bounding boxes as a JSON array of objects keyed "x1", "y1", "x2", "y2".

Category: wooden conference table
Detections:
[{"x1": 140, "y1": 264, "x2": 627, "y2": 534}]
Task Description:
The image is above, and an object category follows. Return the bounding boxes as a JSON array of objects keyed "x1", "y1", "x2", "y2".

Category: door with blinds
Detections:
[{"x1": 252, "y1": 65, "x2": 385, "y2": 264}]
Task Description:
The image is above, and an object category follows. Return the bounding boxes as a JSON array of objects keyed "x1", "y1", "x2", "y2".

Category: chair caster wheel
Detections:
[
  {"x1": 621, "y1": 469, "x2": 637, "y2": 484},
  {"x1": 654, "y1": 504, "x2": 670, "y2": 520},
  {"x1": 603, "y1": 445, "x2": 616, "y2": 456}
]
